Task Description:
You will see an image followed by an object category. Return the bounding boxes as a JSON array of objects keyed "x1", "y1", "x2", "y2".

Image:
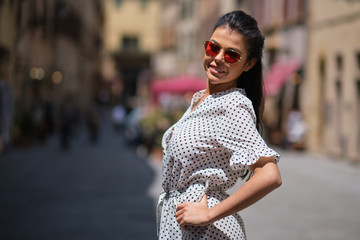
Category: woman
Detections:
[{"x1": 157, "y1": 10, "x2": 282, "y2": 239}]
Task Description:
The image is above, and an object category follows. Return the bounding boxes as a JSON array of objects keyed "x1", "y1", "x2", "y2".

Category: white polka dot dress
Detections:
[{"x1": 157, "y1": 88, "x2": 280, "y2": 239}]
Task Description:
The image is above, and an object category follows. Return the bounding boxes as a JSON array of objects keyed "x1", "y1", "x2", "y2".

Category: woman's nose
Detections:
[{"x1": 214, "y1": 50, "x2": 225, "y2": 63}]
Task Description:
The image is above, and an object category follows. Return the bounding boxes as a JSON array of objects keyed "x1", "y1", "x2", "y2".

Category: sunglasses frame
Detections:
[{"x1": 203, "y1": 40, "x2": 243, "y2": 64}]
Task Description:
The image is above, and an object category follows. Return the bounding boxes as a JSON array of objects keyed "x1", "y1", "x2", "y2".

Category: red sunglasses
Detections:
[{"x1": 204, "y1": 41, "x2": 243, "y2": 64}]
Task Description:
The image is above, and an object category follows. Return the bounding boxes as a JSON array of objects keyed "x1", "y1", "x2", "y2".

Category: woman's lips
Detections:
[{"x1": 209, "y1": 65, "x2": 226, "y2": 75}]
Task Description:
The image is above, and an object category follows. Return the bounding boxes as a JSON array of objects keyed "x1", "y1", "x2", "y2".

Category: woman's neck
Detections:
[{"x1": 205, "y1": 81, "x2": 237, "y2": 95}]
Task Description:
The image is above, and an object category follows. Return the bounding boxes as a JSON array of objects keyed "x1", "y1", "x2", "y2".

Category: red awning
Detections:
[
  {"x1": 264, "y1": 60, "x2": 302, "y2": 96},
  {"x1": 151, "y1": 75, "x2": 206, "y2": 94}
]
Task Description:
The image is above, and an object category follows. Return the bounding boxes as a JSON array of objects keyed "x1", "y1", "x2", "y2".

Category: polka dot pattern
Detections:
[{"x1": 157, "y1": 88, "x2": 280, "y2": 239}]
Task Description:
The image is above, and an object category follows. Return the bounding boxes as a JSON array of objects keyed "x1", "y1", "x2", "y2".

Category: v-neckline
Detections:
[
  {"x1": 187, "y1": 88, "x2": 246, "y2": 115},
  {"x1": 190, "y1": 93, "x2": 209, "y2": 114}
]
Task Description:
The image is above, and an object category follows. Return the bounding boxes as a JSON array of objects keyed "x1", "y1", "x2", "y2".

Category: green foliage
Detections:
[{"x1": 139, "y1": 108, "x2": 183, "y2": 149}]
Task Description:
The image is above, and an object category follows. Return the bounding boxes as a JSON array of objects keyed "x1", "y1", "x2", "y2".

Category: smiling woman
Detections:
[
  {"x1": 157, "y1": 11, "x2": 281, "y2": 240},
  {"x1": 203, "y1": 26, "x2": 256, "y2": 89}
]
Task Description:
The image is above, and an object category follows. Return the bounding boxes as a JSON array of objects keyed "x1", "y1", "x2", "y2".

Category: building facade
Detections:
[
  {"x1": 154, "y1": 0, "x2": 245, "y2": 79},
  {"x1": 0, "y1": 0, "x2": 104, "y2": 148},
  {"x1": 0, "y1": 0, "x2": 18, "y2": 152},
  {"x1": 153, "y1": 0, "x2": 179, "y2": 78},
  {"x1": 102, "y1": 0, "x2": 161, "y2": 107},
  {"x1": 304, "y1": 0, "x2": 360, "y2": 161},
  {"x1": 248, "y1": 0, "x2": 307, "y2": 147},
  {"x1": 138, "y1": 0, "x2": 360, "y2": 162}
]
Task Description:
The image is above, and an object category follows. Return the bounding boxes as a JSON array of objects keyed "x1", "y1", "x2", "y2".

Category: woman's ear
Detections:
[{"x1": 243, "y1": 58, "x2": 257, "y2": 72}]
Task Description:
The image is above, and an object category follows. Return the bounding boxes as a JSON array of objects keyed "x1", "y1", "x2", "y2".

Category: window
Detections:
[
  {"x1": 181, "y1": 1, "x2": 186, "y2": 19},
  {"x1": 357, "y1": 80, "x2": 360, "y2": 154},
  {"x1": 336, "y1": 54, "x2": 343, "y2": 98},
  {"x1": 180, "y1": 0, "x2": 194, "y2": 19},
  {"x1": 141, "y1": 0, "x2": 148, "y2": 10},
  {"x1": 336, "y1": 54, "x2": 343, "y2": 71},
  {"x1": 336, "y1": 80, "x2": 342, "y2": 98},
  {"x1": 356, "y1": 53, "x2": 360, "y2": 154},
  {"x1": 115, "y1": 0, "x2": 122, "y2": 8},
  {"x1": 318, "y1": 56, "x2": 328, "y2": 137},
  {"x1": 335, "y1": 54, "x2": 344, "y2": 155},
  {"x1": 122, "y1": 36, "x2": 138, "y2": 52}
]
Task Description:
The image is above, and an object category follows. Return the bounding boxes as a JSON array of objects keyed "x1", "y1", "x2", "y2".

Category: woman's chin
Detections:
[{"x1": 207, "y1": 74, "x2": 223, "y2": 84}]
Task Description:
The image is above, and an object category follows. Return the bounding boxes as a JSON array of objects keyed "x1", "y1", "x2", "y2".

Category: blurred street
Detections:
[
  {"x1": 1, "y1": 111, "x2": 360, "y2": 240},
  {"x1": 149, "y1": 147, "x2": 360, "y2": 240},
  {"x1": 1, "y1": 1, "x2": 360, "y2": 239},
  {"x1": 0, "y1": 112, "x2": 157, "y2": 240},
  {"x1": 232, "y1": 150, "x2": 360, "y2": 240}
]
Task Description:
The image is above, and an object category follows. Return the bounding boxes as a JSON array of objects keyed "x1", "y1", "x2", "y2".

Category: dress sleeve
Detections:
[{"x1": 216, "y1": 96, "x2": 280, "y2": 175}]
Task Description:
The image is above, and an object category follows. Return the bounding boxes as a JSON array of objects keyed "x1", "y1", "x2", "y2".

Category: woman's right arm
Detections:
[{"x1": 176, "y1": 156, "x2": 281, "y2": 228}]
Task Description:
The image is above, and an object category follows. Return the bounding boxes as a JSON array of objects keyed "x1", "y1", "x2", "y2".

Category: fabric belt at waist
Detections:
[{"x1": 156, "y1": 180, "x2": 227, "y2": 236}]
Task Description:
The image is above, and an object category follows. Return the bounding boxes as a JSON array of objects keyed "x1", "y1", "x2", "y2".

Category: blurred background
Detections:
[
  {"x1": 1, "y1": 0, "x2": 359, "y2": 160},
  {"x1": 0, "y1": 0, "x2": 360, "y2": 239}
]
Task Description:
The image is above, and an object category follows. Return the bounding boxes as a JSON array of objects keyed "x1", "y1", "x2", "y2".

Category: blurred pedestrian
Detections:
[
  {"x1": 86, "y1": 100, "x2": 101, "y2": 144},
  {"x1": 284, "y1": 109, "x2": 306, "y2": 150},
  {"x1": 124, "y1": 107, "x2": 142, "y2": 148},
  {"x1": 44, "y1": 98, "x2": 55, "y2": 137},
  {"x1": 157, "y1": 11, "x2": 282, "y2": 239},
  {"x1": 0, "y1": 79, "x2": 13, "y2": 154},
  {"x1": 111, "y1": 104, "x2": 126, "y2": 133},
  {"x1": 32, "y1": 98, "x2": 46, "y2": 143},
  {"x1": 58, "y1": 97, "x2": 76, "y2": 150}
]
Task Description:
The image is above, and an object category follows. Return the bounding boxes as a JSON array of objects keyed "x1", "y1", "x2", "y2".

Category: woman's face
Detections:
[{"x1": 203, "y1": 26, "x2": 255, "y2": 86}]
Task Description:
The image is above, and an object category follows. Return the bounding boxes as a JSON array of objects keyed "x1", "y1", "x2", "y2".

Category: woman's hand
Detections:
[{"x1": 175, "y1": 194, "x2": 211, "y2": 230}]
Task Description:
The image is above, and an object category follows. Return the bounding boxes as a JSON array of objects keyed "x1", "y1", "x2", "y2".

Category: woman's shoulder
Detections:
[
  {"x1": 219, "y1": 88, "x2": 253, "y2": 108},
  {"x1": 218, "y1": 88, "x2": 256, "y2": 122}
]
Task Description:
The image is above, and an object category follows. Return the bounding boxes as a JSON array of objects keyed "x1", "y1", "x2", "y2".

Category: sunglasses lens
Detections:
[
  {"x1": 204, "y1": 41, "x2": 220, "y2": 57},
  {"x1": 204, "y1": 41, "x2": 241, "y2": 64},
  {"x1": 224, "y1": 51, "x2": 241, "y2": 64}
]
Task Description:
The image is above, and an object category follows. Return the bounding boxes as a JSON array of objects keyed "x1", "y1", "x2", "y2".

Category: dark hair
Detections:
[{"x1": 212, "y1": 11, "x2": 265, "y2": 131}]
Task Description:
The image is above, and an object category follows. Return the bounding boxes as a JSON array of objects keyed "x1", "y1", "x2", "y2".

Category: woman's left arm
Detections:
[{"x1": 176, "y1": 156, "x2": 281, "y2": 228}]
